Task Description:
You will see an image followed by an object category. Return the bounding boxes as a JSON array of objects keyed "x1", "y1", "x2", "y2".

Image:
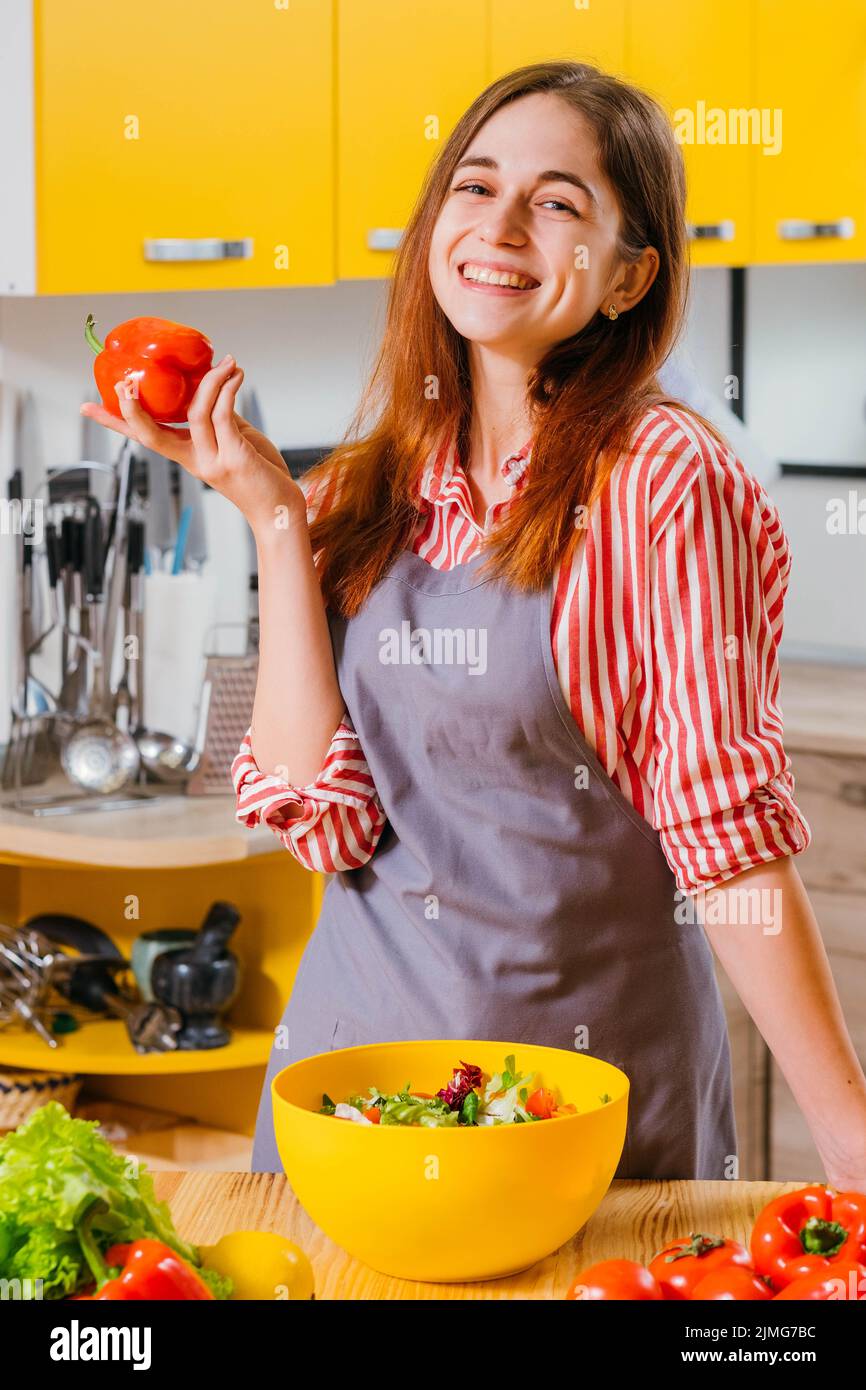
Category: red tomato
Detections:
[
  {"x1": 566, "y1": 1259, "x2": 663, "y2": 1301},
  {"x1": 691, "y1": 1266, "x2": 774, "y2": 1300},
  {"x1": 774, "y1": 1260, "x2": 866, "y2": 1301},
  {"x1": 526, "y1": 1087, "x2": 558, "y2": 1119},
  {"x1": 364, "y1": 1105, "x2": 381, "y2": 1124},
  {"x1": 649, "y1": 1235, "x2": 753, "y2": 1300}
]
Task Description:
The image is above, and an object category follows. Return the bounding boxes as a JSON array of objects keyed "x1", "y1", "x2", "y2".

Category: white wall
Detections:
[
  {"x1": 748, "y1": 266, "x2": 866, "y2": 660},
  {"x1": 1, "y1": 263, "x2": 864, "y2": 743}
]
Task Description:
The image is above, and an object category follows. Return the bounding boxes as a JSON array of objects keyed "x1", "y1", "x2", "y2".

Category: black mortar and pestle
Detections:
[{"x1": 150, "y1": 901, "x2": 242, "y2": 1049}]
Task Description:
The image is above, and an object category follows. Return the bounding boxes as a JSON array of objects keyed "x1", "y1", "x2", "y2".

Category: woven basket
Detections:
[{"x1": 0, "y1": 1069, "x2": 84, "y2": 1131}]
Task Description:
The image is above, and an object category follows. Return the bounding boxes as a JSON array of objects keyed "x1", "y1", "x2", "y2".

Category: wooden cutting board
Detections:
[{"x1": 153, "y1": 1173, "x2": 807, "y2": 1299}]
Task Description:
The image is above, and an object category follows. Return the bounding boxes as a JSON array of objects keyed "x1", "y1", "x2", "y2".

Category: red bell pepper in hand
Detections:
[
  {"x1": 750, "y1": 1185, "x2": 866, "y2": 1292},
  {"x1": 85, "y1": 313, "x2": 213, "y2": 424}
]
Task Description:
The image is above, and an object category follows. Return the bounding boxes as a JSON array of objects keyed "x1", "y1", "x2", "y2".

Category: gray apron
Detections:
[{"x1": 252, "y1": 547, "x2": 737, "y2": 1178}]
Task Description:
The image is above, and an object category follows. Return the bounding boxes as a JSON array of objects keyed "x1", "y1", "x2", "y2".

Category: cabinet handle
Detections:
[
  {"x1": 142, "y1": 238, "x2": 254, "y2": 262},
  {"x1": 839, "y1": 780, "x2": 866, "y2": 809},
  {"x1": 688, "y1": 220, "x2": 735, "y2": 242},
  {"x1": 367, "y1": 228, "x2": 403, "y2": 251},
  {"x1": 778, "y1": 218, "x2": 855, "y2": 242}
]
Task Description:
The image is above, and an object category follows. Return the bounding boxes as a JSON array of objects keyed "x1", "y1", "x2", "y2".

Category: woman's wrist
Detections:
[
  {"x1": 812, "y1": 1085, "x2": 866, "y2": 1186},
  {"x1": 249, "y1": 486, "x2": 308, "y2": 550}
]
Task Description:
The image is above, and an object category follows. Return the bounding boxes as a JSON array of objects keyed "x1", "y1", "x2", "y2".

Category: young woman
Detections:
[{"x1": 85, "y1": 62, "x2": 866, "y2": 1185}]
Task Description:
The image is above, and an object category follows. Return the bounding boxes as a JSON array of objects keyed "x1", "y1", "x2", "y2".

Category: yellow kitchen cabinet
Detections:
[
  {"x1": 623, "y1": 0, "x2": 755, "y2": 268},
  {"x1": 2, "y1": 0, "x2": 334, "y2": 294},
  {"x1": 489, "y1": 0, "x2": 626, "y2": 78},
  {"x1": 754, "y1": 0, "x2": 866, "y2": 265},
  {"x1": 337, "y1": 0, "x2": 489, "y2": 279}
]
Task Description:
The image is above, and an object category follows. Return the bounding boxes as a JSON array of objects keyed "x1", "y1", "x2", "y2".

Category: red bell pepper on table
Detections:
[
  {"x1": 85, "y1": 313, "x2": 213, "y2": 423},
  {"x1": 750, "y1": 1184, "x2": 866, "y2": 1291},
  {"x1": 73, "y1": 1197, "x2": 214, "y2": 1301},
  {"x1": 80, "y1": 1240, "x2": 214, "y2": 1301},
  {"x1": 774, "y1": 1260, "x2": 866, "y2": 1300}
]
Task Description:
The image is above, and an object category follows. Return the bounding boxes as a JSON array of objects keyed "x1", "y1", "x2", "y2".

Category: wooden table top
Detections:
[{"x1": 153, "y1": 1172, "x2": 807, "y2": 1300}]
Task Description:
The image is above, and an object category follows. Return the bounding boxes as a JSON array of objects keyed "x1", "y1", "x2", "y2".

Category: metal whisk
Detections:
[
  {"x1": 0, "y1": 921, "x2": 181, "y2": 1053},
  {"x1": 0, "y1": 922, "x2": 61, "y2": 1048}
]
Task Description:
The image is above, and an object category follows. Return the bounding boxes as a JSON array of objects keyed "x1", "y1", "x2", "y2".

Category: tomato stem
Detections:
[{"x1": 664, "y1": 1232, "x2": 726, "y2": 1263}]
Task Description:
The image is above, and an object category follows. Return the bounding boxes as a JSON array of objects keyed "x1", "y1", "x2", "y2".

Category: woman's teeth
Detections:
[{"x1": 460, "y1": 263, "x2": 539, "y2": 290}]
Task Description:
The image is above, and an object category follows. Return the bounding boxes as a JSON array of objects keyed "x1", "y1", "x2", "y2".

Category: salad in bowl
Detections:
[{"x1": 319, "y1": 1053, "x2": 578, "y2": 1127}]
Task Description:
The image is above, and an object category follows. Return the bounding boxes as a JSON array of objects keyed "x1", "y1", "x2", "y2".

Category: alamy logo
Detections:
[
  {"x1": 0, "y1": 1277, "x2": 43, "y2": 1299},
  {"x1": 0, "y1": 497, "x2": 44, "y2": 545},
  {"x1": 378, "y1": 620, "x2": 487, "y2": 675},
  {"x1": 673, "y1": 102, "x2": 782, "y2": 156},
  {"x1": 675, "y1": 887, "x2": 783, "y2": 935},
  {"x1": 50, "y1": 1320, "x2": 152, "y2": 1370}
]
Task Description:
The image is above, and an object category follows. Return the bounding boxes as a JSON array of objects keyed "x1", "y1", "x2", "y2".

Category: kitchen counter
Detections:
[
  {"x1": 0, "y1": 776, "x2": 279, "y2": 868},
  {"x1": 780, "y1": 659, "x2": 866, "y2": 758},
  {"x1": 152, "y1": 1172, "x2": 809, "y2": 1299}
]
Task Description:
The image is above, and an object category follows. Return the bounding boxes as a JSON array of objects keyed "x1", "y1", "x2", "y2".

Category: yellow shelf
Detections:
[{"x1": 0, "y1": 1021, "x2": 273, "y2": 1076}]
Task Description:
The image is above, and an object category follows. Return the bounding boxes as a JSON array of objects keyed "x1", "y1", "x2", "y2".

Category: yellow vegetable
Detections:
[{"x1": 200, "y1": 1230, "x2": 315, "y2": 1301}]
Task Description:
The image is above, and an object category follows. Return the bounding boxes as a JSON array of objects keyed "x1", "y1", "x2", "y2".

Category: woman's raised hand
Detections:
[{"x1": 79, "y1": 354, "x2": 306, "y2": 537}]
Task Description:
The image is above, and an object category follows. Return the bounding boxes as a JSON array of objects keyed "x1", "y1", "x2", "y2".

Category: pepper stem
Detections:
[
  {"x1": 84, "y1": 313, "x2": 104, "y2": 356},
  {"x1": 800, "y1": 1216, "x2": 848, "y2": 1257}
]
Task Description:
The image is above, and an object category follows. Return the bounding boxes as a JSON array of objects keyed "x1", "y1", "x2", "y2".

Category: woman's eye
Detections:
[{"x1": 452, "y1": 185, "x2": 579, "y2": 216}]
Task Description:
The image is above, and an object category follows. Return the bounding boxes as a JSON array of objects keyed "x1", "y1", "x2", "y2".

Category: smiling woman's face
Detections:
[{"x1": 428, "y1": 91, "x2": 652, "y2": 363}]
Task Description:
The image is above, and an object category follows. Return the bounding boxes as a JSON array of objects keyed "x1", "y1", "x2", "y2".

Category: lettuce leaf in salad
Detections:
[
  {"x1": 344, "y1": 1087, "x2": 462, "y2": 1127},
  {"x1": 378, "y1": 1094, "x2": 459, "y2": 1127},
  {"x1": 476, "y1": 1054, "x2": 541, "y2": 1125}
]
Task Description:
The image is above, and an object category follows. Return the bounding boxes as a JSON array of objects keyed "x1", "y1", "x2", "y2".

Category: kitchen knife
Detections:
[
  {"x1": 142, "y1": 448, "x2": 176, "y2": 571},
  {"x1": 178, "y1": 466, "x2": 208, "y2": 569},
  {"x1": 99, "y1": 438, "x2": 133, "y2": 705}
]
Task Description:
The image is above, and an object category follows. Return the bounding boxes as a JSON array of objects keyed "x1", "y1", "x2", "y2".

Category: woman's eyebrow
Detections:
[{"x1": 453, "y1": 154, "x2": 599, "y2": 208}]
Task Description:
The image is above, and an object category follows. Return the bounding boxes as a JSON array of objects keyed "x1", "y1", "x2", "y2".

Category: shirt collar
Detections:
[{"x1": 417, "y1": 431, "x2": 534, "y2": 507}]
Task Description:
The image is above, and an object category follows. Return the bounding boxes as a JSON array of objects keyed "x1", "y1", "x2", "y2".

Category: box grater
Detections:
[{"x1": 185, "y1": 653, "x2": 258, "y2": 796}]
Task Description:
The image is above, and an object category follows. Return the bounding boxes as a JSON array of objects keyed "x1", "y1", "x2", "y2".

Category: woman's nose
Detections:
[{"x1": 477, "y1": 199, "x2": 527, "y2": 245}]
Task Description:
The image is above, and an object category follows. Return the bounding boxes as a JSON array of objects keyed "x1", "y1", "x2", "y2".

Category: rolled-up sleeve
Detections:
[
  {"x1": 232, "y1": 717, "x2": 387, "y2": 872},
  {"x1": 648, "y1": 433, "x2": 812, "y2": 893}
]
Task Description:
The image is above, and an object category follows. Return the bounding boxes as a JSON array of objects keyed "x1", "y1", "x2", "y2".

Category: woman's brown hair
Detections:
[{"x1": 307, "y1": 59, "x2": 730, "y2": 616}]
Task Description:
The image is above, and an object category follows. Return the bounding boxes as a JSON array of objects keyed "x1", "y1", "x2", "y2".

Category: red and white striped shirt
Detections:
[{"x1": 232, "y1": 404, "x2": 811, "y2": 892}]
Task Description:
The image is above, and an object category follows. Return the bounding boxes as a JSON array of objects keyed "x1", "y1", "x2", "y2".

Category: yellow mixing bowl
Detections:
[{"x1": 272, "y1": 1039, "x2": 628, "y2": 1283}]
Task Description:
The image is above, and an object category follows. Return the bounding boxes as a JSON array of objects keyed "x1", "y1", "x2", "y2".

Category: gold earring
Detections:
[{"x1": 607, "y1": 303, "x2": 619, "y2": 320}]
